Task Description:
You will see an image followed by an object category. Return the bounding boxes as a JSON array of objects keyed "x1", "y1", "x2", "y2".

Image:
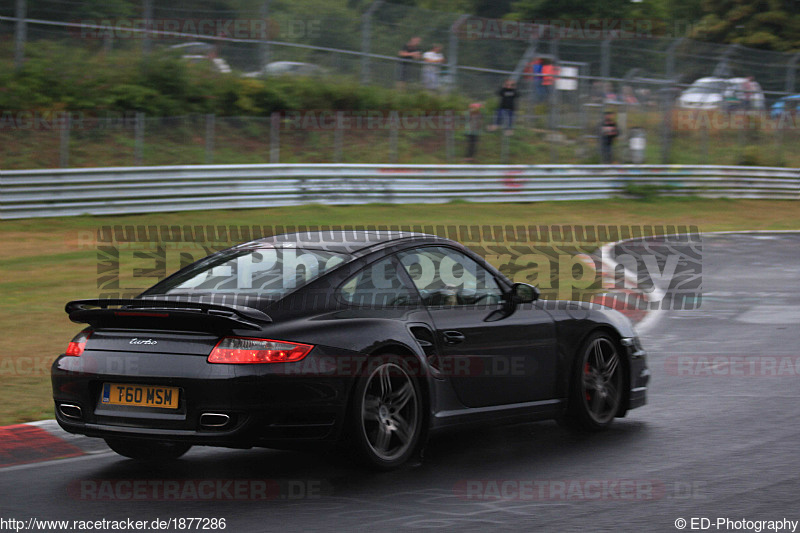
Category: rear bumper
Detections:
[{"x1": 51, "y1": 345, "x2": 360, "y2": 448}]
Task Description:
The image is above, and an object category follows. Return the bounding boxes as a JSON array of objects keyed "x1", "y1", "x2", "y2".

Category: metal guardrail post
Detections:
[
  {"x1": 448, "y1": 15, "x2": 469, "y2": 93},
  {"x1": 134, "y1": 112, "x2": 145, "y2": 166},
  {"x1": 142, "y1": 0, "x2": 153, "y2": 56},
  {"x1": 360, "y1": 0, "x2": 382, "y2": 85},
  {"x1": 600, "y1": 37, "x2": 611, "y2": 80},
  {"x1": 786, "y1": 52, "x2": 800, "y2": 94},
  {"x1": 660, "y1": 87, "x2": 673, "y2": 164},
  {"x1": 445, "y1": 125, "x2": 454, "y2": 163},
  {"x1": 702, "y1": 120, "x2": 709, "y2": 165},
  {"x1": 389, "y1": 122, "x2": 398, "y2": 163},
  {"x1": 775, "y1": 114, "x2": 784, "y2": 165},
  {"x1": 205, "y1": 114, "x2": 215, "y2": 165},
  {"x1": 334, "y1": 111, "x2": 344, "y2": 163},
  {"x1": 59, "y1": 115, "x2": 70, "y2": 168},
  {"x1": 270, "y1": 112, "x2": 280, "y2": 163},
  {"x1": 713, "y1": 43, "x2": 738, "y2": 78},
  {"x1": 666, "y1": 38, "x2": 682, "y2": 80},
  {"x1": 548, "y1": 38, "x2": 559, "y2": 132},
  {"x1": 14, "y1": 0, "x2": 26, "y2": 70},
  {"x1": 260, "y1": 0, "x2": 271, "y2": 70}
]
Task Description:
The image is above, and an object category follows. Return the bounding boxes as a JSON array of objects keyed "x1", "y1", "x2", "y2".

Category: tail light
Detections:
[
  {"x1": 65, "y1": 329, "x2": 93, "y2": 357},
  {"x1": 208, "y1": 337, "x2": 314, "y2": 364}
]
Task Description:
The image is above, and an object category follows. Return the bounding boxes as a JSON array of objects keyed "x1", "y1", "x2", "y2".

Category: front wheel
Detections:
[
  {"x1": 105, "y1": 438, "x2": 192, "y2": 460},
  {"x1": 562, "y1": 332, "x2": 625, "y2": 431},
  {"x1": 349, "y1": 357, "x2": 424, "y2": 469}
]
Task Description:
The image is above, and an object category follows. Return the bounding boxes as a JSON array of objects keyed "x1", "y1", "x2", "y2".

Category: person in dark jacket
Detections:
[
  {"x1": 490, "y1": 79, "x2": 518, "y2": 133},
  {"x1": 599, "y1": 111, "x2": 619, "y2": 164},
  {"x1": 397, "y1": 36, "x2": 421, "y2": 89}
]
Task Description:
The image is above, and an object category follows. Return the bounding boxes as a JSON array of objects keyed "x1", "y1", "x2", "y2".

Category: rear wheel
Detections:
[
  {"x1": 349, "y1": 357, "x2": 424, "y2": 469},
  {"x1": 563, "y1": 332, "x2": 624, "y2": 431},
  {"x1": 105, "y1": 438, "x2": 192, "y2": 460}
]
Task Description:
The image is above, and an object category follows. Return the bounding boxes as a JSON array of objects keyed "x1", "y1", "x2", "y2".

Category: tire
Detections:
[
  {"x1": 348, "y1": 356, "x2": 424, "y2": 470},
  {"x1": 562, "y1": 332, "x2": 625, "y2": 431},
  {"x1": 105, "y1": 438, "x2": 192, "y2": 461}
]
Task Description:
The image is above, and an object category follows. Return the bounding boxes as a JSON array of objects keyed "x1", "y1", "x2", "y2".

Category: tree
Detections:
[
  {"x1": 509, "y1": 0, "x2": 641, "y2": 20},
  {"x1": 691, "y1": 0, "x2": 800, "y2": 51}
]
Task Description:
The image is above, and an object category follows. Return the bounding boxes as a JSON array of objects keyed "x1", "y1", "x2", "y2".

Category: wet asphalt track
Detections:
[{"x1": 1, "y1": 233, "x2": 799, "y2": 533}]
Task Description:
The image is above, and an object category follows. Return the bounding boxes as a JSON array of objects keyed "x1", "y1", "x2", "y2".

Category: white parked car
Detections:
[
  {"x1": 169, "y1": 42, "x2": 231, "y2": 74},
  {"x1": 243, "y1": 61, "x2": 325, "y2": 78},
  {"x1": 678, "y1": 77, "x2": 764, "y2": 110}
]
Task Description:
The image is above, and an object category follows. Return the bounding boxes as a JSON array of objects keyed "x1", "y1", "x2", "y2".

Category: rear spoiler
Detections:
[{"x1": 65, "y1": 299, "x2": 272, "y2": 332}]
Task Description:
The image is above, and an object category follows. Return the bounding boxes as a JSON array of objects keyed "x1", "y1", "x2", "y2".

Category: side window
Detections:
[
  {"x1": 338, "y1": 257, "x2": 417, "y2": 307},
  {"x1": 398, "y1": 247, "x2": 504, "y2": 306}
]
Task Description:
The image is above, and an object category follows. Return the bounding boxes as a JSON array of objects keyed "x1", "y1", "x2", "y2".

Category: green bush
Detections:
[
  {"x1": 1, "y1": 41, "x2": 469, "y2": 118},
  {"x1": 623, "y1": 181, "x2": 679, "y2": 201},
  {"x1": 738, "y1": 145, "x2": 763, "y2": 166}
]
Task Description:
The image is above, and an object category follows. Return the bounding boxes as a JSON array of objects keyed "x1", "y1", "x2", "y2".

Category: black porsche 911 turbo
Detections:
[{"x1": 52, "y1": 231, "x2": 649, "y2": 469}]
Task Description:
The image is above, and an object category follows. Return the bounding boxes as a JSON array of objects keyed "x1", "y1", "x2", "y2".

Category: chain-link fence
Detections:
[
  {"x1": 2, "y1": 109, "x2": 798, "y2": 169},
  {"x1": 2, "y1": 0, "x2": 800, "y2": 169}
]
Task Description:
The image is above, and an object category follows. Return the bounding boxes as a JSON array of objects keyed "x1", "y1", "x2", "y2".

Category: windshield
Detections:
[
  {"x1": 686, "y1": 81, "x2": 725, "y2": 94},
  {"x1": 143, "y1": 246, "x2": 351, "y2": 300}
]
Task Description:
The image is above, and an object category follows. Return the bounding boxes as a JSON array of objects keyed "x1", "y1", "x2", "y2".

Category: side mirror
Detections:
[{"x1": 511, "y1": 283, "x2": 539, "y2": 304}]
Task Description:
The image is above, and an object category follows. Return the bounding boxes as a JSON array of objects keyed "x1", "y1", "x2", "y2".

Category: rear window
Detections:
[{"x1": 144, "y1": 247, "x2": 350, "y2": 299}]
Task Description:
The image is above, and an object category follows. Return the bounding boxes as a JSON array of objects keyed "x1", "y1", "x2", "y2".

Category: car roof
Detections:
[
  {"x1": 266, "y1": 62, "x2": 311, "y2": 67},
  {"x1": 691, "y1": 77, "x2": 726, "y2": 83},
  {"x1": 243, "y1": 231, "x2": 448, "y2": 255}
]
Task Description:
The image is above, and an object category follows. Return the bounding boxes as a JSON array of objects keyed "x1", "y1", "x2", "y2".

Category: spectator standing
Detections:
[
  {"x1": 622, "y1": 85, "x2": 638, "y2": 105},
  {"x1": 541, "y1": 61, "x2": 556, "y2": 100},
  {"x1": 422, "y1": 44, "x2": 445, "y2": 91},
  {"x1": 599, "y1": 111, "x2": 619, "y2": 164},
  {"x1": 397, "y1": 36, "x2": 421, "y2": 89},
  {"x1": 489, "y1": 79, "x2": 518, "y2": 133},
  {"x1": 524, "y1": 57, "x2": 544, "y2": 101},
  {"x1": 465, "y1": 102, "x2": 483, "y2": 162}
]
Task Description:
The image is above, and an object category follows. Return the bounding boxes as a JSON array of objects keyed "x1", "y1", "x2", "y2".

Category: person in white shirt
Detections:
[{"x1": 422, "y1": 44, "x2": 445, "y2": 91}]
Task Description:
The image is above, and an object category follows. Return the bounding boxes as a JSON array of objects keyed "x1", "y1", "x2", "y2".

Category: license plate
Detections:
[{"x1": 102, "y1": 383, "x2": 179, "y2": 409}]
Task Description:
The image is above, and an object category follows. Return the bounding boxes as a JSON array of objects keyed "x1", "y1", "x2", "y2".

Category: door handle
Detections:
[{"x1": 443, "y1": 330, "x2": 466, "y2": 345}]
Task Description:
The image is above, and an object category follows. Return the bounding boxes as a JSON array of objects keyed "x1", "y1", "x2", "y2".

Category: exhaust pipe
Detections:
[
  {"x1": 59, "y1": 403, "x2": 83, "y2": 420},
  {"x1": 199, "y1": 413, "x2": 230, "y2": 428}
]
